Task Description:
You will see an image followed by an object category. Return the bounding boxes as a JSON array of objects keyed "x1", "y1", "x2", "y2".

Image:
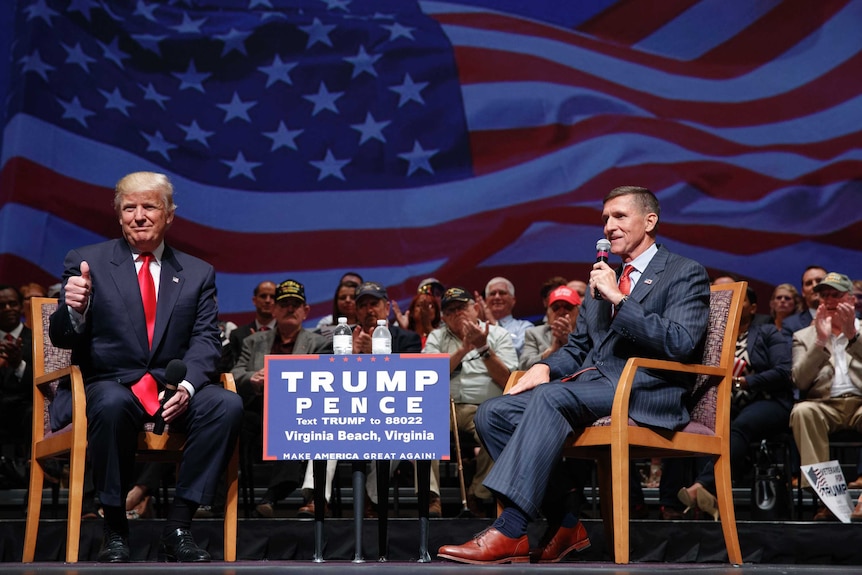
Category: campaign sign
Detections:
[
  {"x1": 263, "y1": 354, "x2": 450, "y2": 463},
  {"x1": 801, "y1": 460, "x2": 855, "y2": 523}
]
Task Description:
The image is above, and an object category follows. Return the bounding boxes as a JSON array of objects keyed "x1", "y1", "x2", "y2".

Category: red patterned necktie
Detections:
[
  {"x1": 131, "y1": 252, "x2": 160, "y2": 415},
  {"x1": 619, "y1": 265, "x2": 634, "y2": 295},
  {"x1": 613, "y1": 265, "x2": 635, "y2": 319}
]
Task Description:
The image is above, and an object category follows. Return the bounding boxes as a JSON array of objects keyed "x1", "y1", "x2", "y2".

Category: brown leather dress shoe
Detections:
[
  {"x1": 813, "y1": 502, "x2": 838, "y2": 521},
  {"x1": 848, "y1": 476, "x2": 862, "y2": 489},
  {"x1": 437, "y1": 528, "x2": 530, "y2": 564},
  {"x1": 533, "y1": 522, "x2": 591, "y2": 563}
]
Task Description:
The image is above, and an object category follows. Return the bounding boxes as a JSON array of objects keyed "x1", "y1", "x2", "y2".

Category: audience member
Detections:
[
  {"x1": 227, "y1": 281, "x2": 276, "y2": 369},
  {"x1": 678, "y1": 287, "x2": 793, "y2": 520},
  {"x1": 48, "y1": 171, "x2": 243, "y2": 562},
  {"x1": 0, "y1": 284, "x2": 33, "y2": 487},
  {"x1": 789, "y1": 272, "x2": 861, "y2": 520},
  {"x1": 770, "y1": 283, "x2": 802, "y2": 333},
  {"x1": 783, "y1": 266, "x2": 827, "y2": 333},
  {"x1": 404, "y1": 291, "x2": 441, "y2": 348},
  {"x1": 475, "y1": 277, "x2": 534, "y2": 357},
  {"x1": 315, "y1": 273, "x2": 362, "y2": 335},
  {"x1": 392, "y1": 277, "x2": 445, "y2": 330},
  {"x1": 533, "y1": 276, "x2": 568, "y2": 326},
  {"x1": 19, "y1": 282, "x2": 47, "y2": 329},
  {"x1": 437, "y1": 186, "x2": 710, "y2": 565},
  {"x1": 520, "y1": 285, "x2": 580, "y2": 370},
  {"x1": 425, "y1": 286, "x2": 519, "y2": 518},
  {"x1": 854, "y1": 280, "x2": 862, "y2": 320},
  {"x1": 231, "y1": 279, "x2": 331, "y2": 517},
  {"x1": 567, "y1": 280, "x2": 587, "y2": 300},
  {"x1": 418, "y1": 277, "x2": 445, "y2": 303},
  {"x1": 711, "y1": 275, "x2": 736, "y2": 285}
]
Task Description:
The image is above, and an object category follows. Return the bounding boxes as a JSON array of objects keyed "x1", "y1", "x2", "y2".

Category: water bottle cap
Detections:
[
  {"x1": 377, "y1": 319, "x2": 386, "y2": 326},
  {"x1": 338, "y1": 316, "x2": 347, "y2": 323}
]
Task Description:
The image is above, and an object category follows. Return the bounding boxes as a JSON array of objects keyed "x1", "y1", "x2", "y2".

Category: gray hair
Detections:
[{"x1": 485, "y1": 276, "x2": 515, "y2": 297}]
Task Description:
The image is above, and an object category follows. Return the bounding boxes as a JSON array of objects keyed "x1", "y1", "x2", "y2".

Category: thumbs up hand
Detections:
[{"x1": 65, "y1": 260, "x2": 92, "y2": 314}]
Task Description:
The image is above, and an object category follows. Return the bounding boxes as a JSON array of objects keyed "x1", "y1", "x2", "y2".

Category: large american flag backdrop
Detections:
[{"x1": 1, "y1": 0, "x2": 860, "y2": 325}]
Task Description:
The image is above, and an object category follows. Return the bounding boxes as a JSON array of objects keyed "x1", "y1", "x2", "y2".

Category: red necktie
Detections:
[
  {"x1": 619, "y1": 265, "x2": 634, "y2": 295},
  {"x1": 613, "y1": 265, "x2": 635, "y2": 318},
  {"x1": 131, "y1": 253, "x2": 160, "y2": 415}
]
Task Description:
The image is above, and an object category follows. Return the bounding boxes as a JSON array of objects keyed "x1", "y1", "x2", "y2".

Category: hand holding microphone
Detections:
[
  {"x1": 594, "y1": 239, "x2": 611, "y2": 300},
  {"x1": 153, "y1": 359, "x2": 187, "y2": 435}
]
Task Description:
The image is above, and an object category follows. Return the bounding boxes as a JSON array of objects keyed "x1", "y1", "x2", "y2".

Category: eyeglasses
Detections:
[
  {"x1": 772, "y1": 295, "x2": 794, "y2": 301},
  {"x1": 550, "y1": 303, "x2": 576, "y2": 313}
]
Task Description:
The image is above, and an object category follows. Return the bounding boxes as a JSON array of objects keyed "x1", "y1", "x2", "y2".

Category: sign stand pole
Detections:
[
  {"x1": 416, "y1": 460, "x2": 432, "y2": 562},
  {"x1": 352, "y1": 462, "x2": 366, "y2": 562},
  {"x1": 376, "y1": 460, "x2": 389, "y2": 561},
  {"x1": 312, "y1": 459, "x2": 327, "y2": 562}
]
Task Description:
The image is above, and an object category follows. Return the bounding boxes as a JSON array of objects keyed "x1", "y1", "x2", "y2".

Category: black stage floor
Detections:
[
  {"x1": 0, "y1": 563, "x2": 855, "y2": 575},
  {"x1": 2, "y1": 516, "x2": 862, "y2": 571}
]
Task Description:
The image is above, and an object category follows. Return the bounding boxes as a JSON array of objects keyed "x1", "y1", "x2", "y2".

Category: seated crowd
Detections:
[{"x1": 5, "y1": 263, "x2": 862, "y2": 527}]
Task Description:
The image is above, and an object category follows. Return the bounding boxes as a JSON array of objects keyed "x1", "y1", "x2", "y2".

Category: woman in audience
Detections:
[
  {"x1": 315, "y1": 278, "x2": 360, "y2": 335},
  {"x1": 770, "y1": 283, "x2": 801, "y2": 332},
  {"x1": 678, "y1": 287, "x2": 793, "y2": 519},
  {"x1": 405, "y1": 291, "x2": 441, "y2": 348}
]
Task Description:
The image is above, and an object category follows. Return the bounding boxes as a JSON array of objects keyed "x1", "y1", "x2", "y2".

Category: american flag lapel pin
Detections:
[
  {"x1": 173, "y1": 277, "x2": 179, "y2": 283},
  {"x1": 644, "y1": 279, "x2": 653, "y2": 285}
]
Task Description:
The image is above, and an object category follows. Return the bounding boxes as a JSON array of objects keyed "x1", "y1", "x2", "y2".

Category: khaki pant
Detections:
[{"x1": 790, "y1": 396, "x2": 862, "y2": 488}]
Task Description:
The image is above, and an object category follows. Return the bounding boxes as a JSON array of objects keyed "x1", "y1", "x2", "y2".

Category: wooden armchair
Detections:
[
  {"x1": 504, "y1": 281, "x2": 745, "y2": 564},
  {"x1": 23, "y1": 297, "x2": 239, "y2": 563}
]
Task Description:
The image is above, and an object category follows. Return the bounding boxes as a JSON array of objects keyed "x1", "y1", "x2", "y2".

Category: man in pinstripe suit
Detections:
[{"x1": 438, "y1": 186, "x2": 710, "y2": 565}]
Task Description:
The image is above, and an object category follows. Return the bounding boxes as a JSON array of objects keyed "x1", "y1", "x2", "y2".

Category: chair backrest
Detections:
[
  {"x1": 32, "y1": 298, "x2": 71, "y2": 379},
  {"x1": 687, "y1": 282, "x2": 746, "y2": 433},
  {"x1": 31, "y1": 297, "x2": 73, "y2": 438}
]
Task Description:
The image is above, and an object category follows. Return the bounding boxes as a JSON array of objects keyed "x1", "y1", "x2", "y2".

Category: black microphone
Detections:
[
  {"x1": 594, "y1": 239, "x2": 611, "y2": 300},
  {"x1": 152, "y1": 359, "x2": 187, "y2": 435}
]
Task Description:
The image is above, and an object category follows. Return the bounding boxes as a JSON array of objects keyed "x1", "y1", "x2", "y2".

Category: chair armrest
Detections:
[
  {"x1": 503, "y1": 371, "x2": 525, "y2": 394},
  {"x1": 220, "y1": 372, "x2": 237, "y2": 393},
  {"x1": 611, "y1": 357, "x2": 727, "y2": 427}
]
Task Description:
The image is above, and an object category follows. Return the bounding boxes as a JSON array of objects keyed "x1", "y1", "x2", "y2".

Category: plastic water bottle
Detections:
[
  {"x1": 372, "y1": 319, "x2": 392, "y2": 354},
  {"x1": 333, "y1": 316, "x2": 352, "y2": 355}
]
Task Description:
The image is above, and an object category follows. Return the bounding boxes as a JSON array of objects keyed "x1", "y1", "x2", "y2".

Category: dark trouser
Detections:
[
  {"x1": 86, "y1": 380, "x2": 243, "y2": 507},
  {"x1": 695, "y1": 398, "x2": 791, "y2": 493},
  {"x1": 477, "y1": 378, "x2": 615, "y2": 520}
]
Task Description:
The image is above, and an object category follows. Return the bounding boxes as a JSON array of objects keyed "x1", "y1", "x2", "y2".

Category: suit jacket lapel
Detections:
[
  {"x1": 595, "y1": 244, "x2": 668, "y2": 349},
  {"x1": 629, "y1": 245, "x2": 668, "y2": 303},
  {"x1": 152, "y1": 245, "x2": 184, "y2": 353},
  {"x1": 110, "y1": 240, "x2": 150, "y2": 354}
]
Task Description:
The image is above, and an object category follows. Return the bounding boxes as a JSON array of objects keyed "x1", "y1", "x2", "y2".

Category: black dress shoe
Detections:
[
  {"x1": 159, "y1": 528, "x2": 211, "y2": 562},
  {"x1": 97, "y1": 529, "x2": 130, "y2": 563}
]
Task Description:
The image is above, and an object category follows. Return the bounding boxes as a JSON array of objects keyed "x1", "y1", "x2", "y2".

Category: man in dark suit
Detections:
[
  {"x1": 0, "y1": 285, "x2": 33, "y2": 486},
  {"x1": 227, "y1": 280, "x2": 276, "y2": 369},
  {"x1": 782, "y1": 265, "x2": 827, "y2": 334},
  {"x1": 231, "y1": 278, "x2": 331, "y2": 517},
  {"x1": 438, "y1": 186, "x2": 710, "y2": 564},
  {"x1": 49, "y1": 171, "x2": 243, "y2": 563}
]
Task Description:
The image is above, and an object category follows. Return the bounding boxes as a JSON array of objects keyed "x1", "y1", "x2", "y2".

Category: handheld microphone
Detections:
[
  {"x1": 594, "y1": 239, "x2": 611, "y2": 300},
  {"x1": 153, "y1": 359, "x2": 187, "y2": 435}
]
